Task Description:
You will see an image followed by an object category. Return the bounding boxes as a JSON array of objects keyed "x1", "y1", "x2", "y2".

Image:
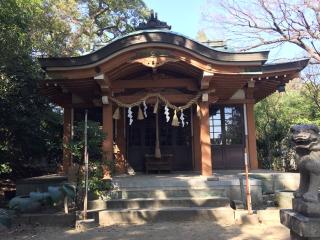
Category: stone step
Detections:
[
  {"x1": 109, "y1": 188, "x2": 227, "y2": 199},
  {"x1": 112, "y1": 176, "x2": 232, "y2": 189},
  {"x1": 88, "y1": 196, "x2": 230, "y2": 210},
  {"x1": 96, "y1": 207, "x2": 235, "y2": 226}
]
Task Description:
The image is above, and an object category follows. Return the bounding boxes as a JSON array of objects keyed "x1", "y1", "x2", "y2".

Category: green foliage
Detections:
[
  {"x1": 0, "y1": 0, "x2": 147, "y2": 178},
  {"x1": 0, "y1": 163, "x2": 12, "y2": 175},
  {"x1": 0, "y1": 0, "x2": 63, "y2": 178},
  {"x1": 87, "y1": 162, "x2": 113, "y2": 198},
  {"x1": 255, "y1": 80, "x2": 320, "y2": 171},
  {"x1": 67, "y1": 120, "x2": 106, "y2": 163},
  {"x1": 31, "y1": 0, "x2": 148, "y2": 56},
  {"x1": 66, "y1": 121, "x2": 113, "y2": 199}
]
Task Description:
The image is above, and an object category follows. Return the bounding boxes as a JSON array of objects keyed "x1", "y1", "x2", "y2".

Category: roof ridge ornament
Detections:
[{"x1": 136, "y1": 10, "x2": 171, "y2": 30}]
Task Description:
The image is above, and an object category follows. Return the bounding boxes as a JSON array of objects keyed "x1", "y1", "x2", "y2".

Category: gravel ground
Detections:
[{"x1": 1, "y1": 221, "x2": 289, "y2": 240}]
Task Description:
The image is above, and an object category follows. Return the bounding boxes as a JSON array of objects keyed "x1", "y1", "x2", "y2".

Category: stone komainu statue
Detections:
[{"x1": 291, "y1": 124, "x2": 320, "y2": 203}]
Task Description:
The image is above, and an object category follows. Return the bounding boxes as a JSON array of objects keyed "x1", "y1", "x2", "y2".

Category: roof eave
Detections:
[
  {"x1": 38, "y1": 31, "x2": 270, "y2": 69},
  {"x1": 262, "y1": 58, "x2": 310, "y2": 73}
]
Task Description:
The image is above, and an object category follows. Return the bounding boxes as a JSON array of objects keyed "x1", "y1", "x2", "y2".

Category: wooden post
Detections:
[
  {"x1": 192, "y1": 107, "x2": 201, "y2": 172},
  {"x1": 102, "y1": 104, "x2": 113, "y2": 177},
  {"x1": 63, "y1": 107, "x2": 73, "y2": 174},
  {"x1": 246, "y1": 101, "x2": 258, "y2": 169},
  {"x1": 199, "y1": 102, "x2": 212, "y2": 176},
  {"x1": 243, "y1": 104, "x2": 253, "y2": 214},
  {"x1": 83, "y1": 110, "x2": 88, "y2": 219},
  {"x1": 114, "y1": 109, "x2": 127, "y2": 174}
]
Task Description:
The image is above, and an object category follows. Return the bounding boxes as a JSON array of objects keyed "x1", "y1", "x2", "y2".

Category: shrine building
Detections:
[{"x1": 39, "y1": 13, "x2": 308, "y2": 176}]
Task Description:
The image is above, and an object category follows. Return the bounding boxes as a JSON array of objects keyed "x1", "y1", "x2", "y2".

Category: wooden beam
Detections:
[
  {"x1": 111, "y1": 77, "x2": 198, "y2": 91},
  {"x1": 217, "y1": 99, "x2": 255, "y2": 105},
  {"x1": 115, "y1": 94, "x2": 195, "y2": 104}
]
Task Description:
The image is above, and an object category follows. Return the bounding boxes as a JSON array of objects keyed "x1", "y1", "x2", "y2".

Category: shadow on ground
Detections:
[{"x1": 1, "y1": 220, "x2": 290, "y2": 240}]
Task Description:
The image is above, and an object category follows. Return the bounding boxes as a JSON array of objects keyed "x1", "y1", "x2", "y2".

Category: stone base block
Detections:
[
  {"x1": 280, "y1": 209, "x2": 320, "y2": 239},
  {"x1": 75, "y1": 219, "x2": 97, "y2": 231},
  {"x1": 234, "y1": 210, "x2": 261, "y2": 225},
  {"x1": 293, "y1": 198, "x2": 320, "y2": 218}
]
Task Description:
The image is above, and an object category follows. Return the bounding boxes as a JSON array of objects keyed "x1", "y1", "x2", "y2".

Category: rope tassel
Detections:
[
  {"x1": 172, "y1": 110, "x2": 179, "y2": 127},
  {"x1": 153, "y1": 98, "x2": 159, "y2": 114},
  {"x1": 137, "y1": 106, "x2": 144, "y2": 120},
  {"x1": 196, "y1": 104, "x2": 201, "y2": 117},
  {"x1": 155, "y1": 112, "x2": 161, "y2": 158},
  {"x1": 112, "y1": 107, "x2": 120, "y2": 120}
]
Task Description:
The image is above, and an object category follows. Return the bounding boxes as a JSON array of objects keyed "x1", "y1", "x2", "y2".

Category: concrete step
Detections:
[
  {"x1": 97, "y1": 207, "x2": 235, "y2": 226},
  {"x1": 88, "y1": 197, "x2": 230, "y2": 210},
  {"x1": 109, "y1": 188, "x2": 227, "y2": 199}
]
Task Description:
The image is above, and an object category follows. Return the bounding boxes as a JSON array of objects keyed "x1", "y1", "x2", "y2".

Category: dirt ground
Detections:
[{"x1": 1, "y1": 221, "x2": 289, "y2": 240}]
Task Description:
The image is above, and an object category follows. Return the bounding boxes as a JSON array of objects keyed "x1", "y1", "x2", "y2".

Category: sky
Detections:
[
  {"x1": 143, "y1": 0, "x2": 206, "y2": 39},
  {"x1": 143, "y1": 0, "x2": 307, "y2": 62}
]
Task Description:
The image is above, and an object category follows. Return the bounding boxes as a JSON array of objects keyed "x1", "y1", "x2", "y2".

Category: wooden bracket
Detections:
[
  {"x1": 201, "y1": 71, "x2": 214, "y2": 90},
  {"x1": 94, "y1": 74, "x2": 110, "y2": 95},
  {"x1": 202, "y1": 93, "x2": 209, "y2": 102},
  {"x1": 246, "y1": 79, "x2": 255, "y2": 99},
  {"x1": 248, "y1": 79, "x2": 255, "y2": 88},
  {"x1": 101, "y1": 96, "x2": 109, "y2": 105}
]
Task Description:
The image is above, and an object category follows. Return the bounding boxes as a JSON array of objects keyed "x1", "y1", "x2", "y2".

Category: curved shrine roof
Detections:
[{"x1": 39, "y1": 29, "x2": 272, "y2": 69}]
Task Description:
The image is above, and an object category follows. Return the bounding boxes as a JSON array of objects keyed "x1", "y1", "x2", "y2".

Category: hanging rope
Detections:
[
  {"x1": 154, "y1": 111, "x2": 161, "y2": 158},
  {"x1": 108, "y1": 90, "x2": 215, "y2": 112}
]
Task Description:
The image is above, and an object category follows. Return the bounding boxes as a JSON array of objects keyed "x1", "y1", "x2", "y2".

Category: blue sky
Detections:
[
  {"x1": 143, "y1": 0, "x2": 307, "y2": 62},
  {"x1": 144, "y1": 0, "x2": 206, "y2": 39}
]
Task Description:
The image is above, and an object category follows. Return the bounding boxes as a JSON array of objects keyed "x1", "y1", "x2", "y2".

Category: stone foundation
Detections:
[{"x1": 281, "y1": 207, "x2": 320, "y2": 239}]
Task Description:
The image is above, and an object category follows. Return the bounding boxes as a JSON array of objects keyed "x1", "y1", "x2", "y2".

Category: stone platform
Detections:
[
  {"x1": 16, "y1": 174, "x2": 67, "y2": 196},
  {"x1": 112, "y1": 173, "x2": 264, "y2": 207},
  {"x1": 293, "y1": 198, "x2": 320, "y2": 218},
  {"x1": 280, "y1": 209, "x2": 320, "y2": 240},
  {"x1": 81, "y1": 173, "x2": 266, "y2": 226}
]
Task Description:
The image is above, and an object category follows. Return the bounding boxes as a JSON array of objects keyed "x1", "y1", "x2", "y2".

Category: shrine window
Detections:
[
  {"x1": 209, "y1": 107, "x2": 223, "y2": 145},
  {"x1": 209, "y1": 105, "x2": 244, "y2": 145}
]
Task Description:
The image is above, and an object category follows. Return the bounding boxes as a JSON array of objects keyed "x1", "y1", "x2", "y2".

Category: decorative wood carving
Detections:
[{"x1": 130, "y1": 50, "x2": 179, "y2": 69}]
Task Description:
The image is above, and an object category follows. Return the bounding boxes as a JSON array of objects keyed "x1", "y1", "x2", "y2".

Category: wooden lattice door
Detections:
[{"x1": 127, "y1": 107, "x2": 192, "y2": 172}]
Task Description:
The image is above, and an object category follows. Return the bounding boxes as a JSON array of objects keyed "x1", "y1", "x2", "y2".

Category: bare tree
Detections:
[
  {"x1": 203, "y1": 0, "x2": 320, "y2": 62},
  {"x1": 203, "y1": 0, "x2": 320, "y2": 112}
]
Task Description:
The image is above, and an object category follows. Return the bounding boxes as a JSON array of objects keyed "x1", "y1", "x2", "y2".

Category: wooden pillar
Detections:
[
  {"x1": 193, "y1": 107, "x2": 201, "y2": 172},
  {"x1": 246, "y1": 101, "x2": 258, "y2": 169},
  {"x1": 63, "y1": 107, "x2": 73, "y2": 173},
  {"x1": 102, "y1": 104, "x2": 113, "y2": 163},
  {"x1": 199, "y1": 102, "x2": 212, "y2": 176},
  {"x1": 114, "y1": 109, "x2": 127, "y2": 174}
]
